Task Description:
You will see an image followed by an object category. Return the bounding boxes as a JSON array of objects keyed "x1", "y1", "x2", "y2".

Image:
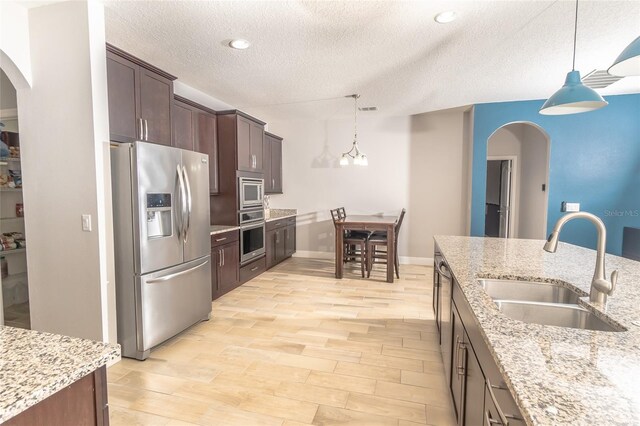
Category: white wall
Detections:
[
  {"x1": 16, "y1": 1, "x2": 115, "y2": 342},
  {"x1": 0, "y1": 1, "x2": 32, "y2": 86},
  {"x1": 268, "y1": 108, "x2": 470, "y2": 262}
]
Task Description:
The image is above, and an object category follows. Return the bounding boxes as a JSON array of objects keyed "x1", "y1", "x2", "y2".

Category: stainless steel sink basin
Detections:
[
  {"x1": 478, "y1": 279, "x2": 585, "y2": 304},
  {"x1": 495, "y1": 300, "x2": 624, "y2": 332}
]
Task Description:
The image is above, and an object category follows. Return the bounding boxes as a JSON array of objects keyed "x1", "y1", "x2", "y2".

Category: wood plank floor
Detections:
[{"x1": 108, "y1": 258, "x2": 456, "y2": 426}]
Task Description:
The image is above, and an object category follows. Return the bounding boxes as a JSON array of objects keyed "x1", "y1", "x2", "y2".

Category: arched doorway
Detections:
[
  {"x1": 485, "y1": 122, "x2": 550, "y2": 239},
  {"x1": 1, "y1": 49, "x2": 31, "y2": 328}
]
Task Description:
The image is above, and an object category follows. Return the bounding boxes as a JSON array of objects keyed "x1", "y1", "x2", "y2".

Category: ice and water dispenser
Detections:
[{"x1": 146, "y1": 193, "x2": 172, "y2": 238}]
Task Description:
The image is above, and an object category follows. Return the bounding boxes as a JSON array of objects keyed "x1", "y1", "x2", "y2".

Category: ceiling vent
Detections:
[
  {"x1": 581, "y1": 70, "x2": 624, "y2": 89},
  {"x1": 358, "y1": 106, "x2": 378, "y2": 112}
]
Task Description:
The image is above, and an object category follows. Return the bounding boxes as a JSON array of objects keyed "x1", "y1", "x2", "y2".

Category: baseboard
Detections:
[
  {"x1": 293, "y1": 251, "x2": 433, "y2": 266},
  {"x1": 399, "y1": 256, "x2": 433, "y2": 266},
  {"x1": 293, "y1": 250, "x2": 334, "y2": 260}
]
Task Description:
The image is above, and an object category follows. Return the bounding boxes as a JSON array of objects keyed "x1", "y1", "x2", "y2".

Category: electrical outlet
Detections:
[
  {"x1": 561, "y1": 202, "x2": 580, "y2": 212},
  {"x1": 82, "y1": 214, "x2": 92, "y2": 232}
]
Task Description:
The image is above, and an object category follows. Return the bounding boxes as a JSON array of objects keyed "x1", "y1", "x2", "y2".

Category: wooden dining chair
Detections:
[
  {"x1": 330, "y1": 208, "x2": 368, "y2": 278},
  {"x1": 366, "y1": 209, "x2": 406, "y2": 279}
]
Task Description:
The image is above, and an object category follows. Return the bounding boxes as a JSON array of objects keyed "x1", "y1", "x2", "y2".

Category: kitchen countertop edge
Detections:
[{"x1": 0, "y1": 326, "x2": 120, "y2": 423}]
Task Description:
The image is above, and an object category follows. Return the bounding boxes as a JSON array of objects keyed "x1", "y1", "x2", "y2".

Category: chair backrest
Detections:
[
  {"x1": 330, "y1": 208, "x2": 342, "y2": 225},
  {"x1": 337, "y1": 207, "x2": 346, "y2": 219},
  {"x1": 395, "y1": 209, "x2": 406, "y2": 237}
]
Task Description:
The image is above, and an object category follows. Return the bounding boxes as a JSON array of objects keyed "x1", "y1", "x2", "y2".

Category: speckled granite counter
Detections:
[
  {"x1": 210, "y1": 225, "x2": 239, "y2": 235},
  {"x1": 434, "y1": 236, "x2": 640, "y2": 426},
  {"x1": 265, "y1": 208, "x2": 297, "y2": 222},
  {"x1": 0, "y1": 326, "x2": 120, "y2": 423}
]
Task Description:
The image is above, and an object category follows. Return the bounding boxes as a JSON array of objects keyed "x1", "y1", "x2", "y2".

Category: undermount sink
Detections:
[
  {"x1": 495, "y1": 300, "x2": 624, "y2": 332},
  {"x1": 478, "y1": 279, "x2": 585, "y2": 304}
]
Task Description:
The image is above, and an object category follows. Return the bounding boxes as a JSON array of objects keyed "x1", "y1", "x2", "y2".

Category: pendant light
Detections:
[
  {"x1": 539, "y1": 0, "x2": 608, "y2": 115},
  {"x1": 340, "y1": 94, "x2": 368, "y2": 166},
  {"x1": 608, "y1": 36, "x2": 640, "y2": 76}
]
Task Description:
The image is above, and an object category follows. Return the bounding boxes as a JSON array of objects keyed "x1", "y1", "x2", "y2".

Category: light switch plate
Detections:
[
  {"x1": 82, "y1": 214, "x2": 92, "y2": 232},
  {"x1": 562, "y1": 202, "x2": 580, "y2": 212}
]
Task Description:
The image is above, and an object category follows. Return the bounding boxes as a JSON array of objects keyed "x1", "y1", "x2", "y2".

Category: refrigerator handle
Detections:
[
  {"x1": 182, "y1": 165, "x2": 192, "y2": 243},
  {"x1": 146, "y1": 258, "x2": 210, "y2": 283},
  {"x1": 176, "y1": 164, "x2": 187, "y2": 241}
]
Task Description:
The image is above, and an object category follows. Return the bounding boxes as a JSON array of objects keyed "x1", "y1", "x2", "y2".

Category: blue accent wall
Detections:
[{"x1": 470, "y1": 93, "x2": 640, "y2": 255}]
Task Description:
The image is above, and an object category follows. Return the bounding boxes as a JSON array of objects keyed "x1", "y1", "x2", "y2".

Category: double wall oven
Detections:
[{"x1": 239, "y1": 177, "x2": 265, "y2": 264}]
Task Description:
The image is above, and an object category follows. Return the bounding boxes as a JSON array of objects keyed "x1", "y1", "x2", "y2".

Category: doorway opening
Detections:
[
  {"x1": 0, "y1": 66, "x2": 30, "y2": 329},
  {"x1": 485, "y1": 122, "x2": 550, "y2": 239},
  {"x1": 485, "y1": 157, "x2": 515, "y2": 237}
]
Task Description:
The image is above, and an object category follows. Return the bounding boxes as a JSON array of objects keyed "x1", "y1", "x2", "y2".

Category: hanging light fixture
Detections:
[
  {"x1": 608, "y1": 36, "x2": 640, "y2": 76},
  {"x1": 340, "y1": 94, "x2": 368, "y2": 166},
  {"x1": 539, "y1": 0, "x2": 608, "y2": 115}
]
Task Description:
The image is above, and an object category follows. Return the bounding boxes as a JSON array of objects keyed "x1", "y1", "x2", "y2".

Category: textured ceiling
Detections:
[{"x1": 104, "y1": 1, "x2": 640, "y2": 121}]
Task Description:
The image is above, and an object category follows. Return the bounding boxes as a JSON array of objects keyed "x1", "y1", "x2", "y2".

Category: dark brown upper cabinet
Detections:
[
  {"x1": 106, "y1": 44, "x2": 175, "y2": 146},
  {"x1": 264, "y1": 132, "x2": 283, "y2": 194},
  {"x1": 217, "y1": 111, "x2": 265, "y2": 173},
  {"x1": 171, "y1": 95, "x2": 219, "y2": 195}
]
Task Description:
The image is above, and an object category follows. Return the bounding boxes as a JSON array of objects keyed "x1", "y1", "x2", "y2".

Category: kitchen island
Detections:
[
  {"x1": 434, "y1": 236, "x2": 640, "y2": 426},
  {"x1": 0, "y1": 326, "x2": 120, "y2": 424}
]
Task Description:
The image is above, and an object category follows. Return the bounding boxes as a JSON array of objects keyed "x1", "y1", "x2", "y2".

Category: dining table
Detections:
[{"x1": 334, "y1": 214, "x2": 399, "y2": 283}]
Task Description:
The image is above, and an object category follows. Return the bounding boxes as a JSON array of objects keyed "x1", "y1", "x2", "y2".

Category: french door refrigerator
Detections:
[{"x1": 111, "y1": 141, "x2": 211, "y2": 360}]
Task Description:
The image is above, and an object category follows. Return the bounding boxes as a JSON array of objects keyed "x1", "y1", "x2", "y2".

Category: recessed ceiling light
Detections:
[
  {"x1": 228, "y1": 39, "x2": 250, "y2": 50},
  {"x1": 434, "y1": 11, "x2": 457, "y2": 24}
]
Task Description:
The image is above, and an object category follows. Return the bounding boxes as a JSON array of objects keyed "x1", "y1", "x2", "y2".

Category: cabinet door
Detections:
[
  {"x1": 172, "y1": 101, "x2": 195, "y2": 150},
  {"x1": 275, "y1": 229, "x2": 286, "y2": 263},
  {"x1": 211, "y1": 248, "x2": 220, "y2": 300},
  {"x1": 196, "y1": 112, "x2": 219, "y2": 194},
  {"x1": 271, "y1": 138, "x2": 282, "y2": 193},
  {"x1": 266, "y1": 229, "x2": 277, "y2": 269},
  {"x1": 451, "y1": 304, "x2": 466, "y2": 425},
  {"x1": 250, "y1": 122, "x2": 264, "y2": 172},
  {"x1": 237, "y1": 116, "x2": 253, "y2": 171},
  {"x1": 284, "y1": 225, "x2": 295, "y2": 258},
  {"x1": 219, "y1": 242, "x2": 239, "y2": 292},
  {"x1": 440, "y1": 265, "x2": 453, "y2": 389},
  {"x1": 139, "y1": 68, "x2": 173, "y2": 146},
  {"x1": 263, "y1": 135, "x2": 273, "y2": 193},
  {"x1": 463, "y1": 332, "x2": 485, "y2": 426},
  {"x1": 106, "y1": 53, "x2": 140, "y2": 142}
]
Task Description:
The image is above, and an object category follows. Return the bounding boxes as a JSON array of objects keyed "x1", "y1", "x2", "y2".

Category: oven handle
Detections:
[{"x1": 241, "y1": 222, "x2": 265, "y2": 231}]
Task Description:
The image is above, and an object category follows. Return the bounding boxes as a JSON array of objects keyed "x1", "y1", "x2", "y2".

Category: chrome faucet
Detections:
[{"x1": 543, "y1": 212, "x2": 618, "y2": 305}]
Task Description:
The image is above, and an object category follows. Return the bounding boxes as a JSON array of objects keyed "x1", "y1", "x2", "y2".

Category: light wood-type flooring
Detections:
[{"x1": 108, "y1": 258, "x2": 456, "y2": 426}]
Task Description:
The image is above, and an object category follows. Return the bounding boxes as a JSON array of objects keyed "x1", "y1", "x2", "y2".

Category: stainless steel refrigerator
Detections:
[{"x1": 111, "y1": 141, "x2": 212, "y2": 360}]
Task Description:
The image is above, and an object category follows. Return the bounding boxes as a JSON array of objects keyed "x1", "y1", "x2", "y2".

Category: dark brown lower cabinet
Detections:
[
  {"x1": 240, "y1": 257, "x2": 266, "y2": 283},
  {"x1": 451, "y1": 301, "x2": 485, "y2": 426},
  {"x1": 211, "y1": 230, "x2": 240, "y2": 300},
  {"x1": 266, "y1": 217, "x2": 296, "y2": 269},
  {"x1": 435, "y1": 243, "x2": 525, "y2": 426},
  {"x1": 5, "y1": 367, "x2": 109, "y2": 426}
]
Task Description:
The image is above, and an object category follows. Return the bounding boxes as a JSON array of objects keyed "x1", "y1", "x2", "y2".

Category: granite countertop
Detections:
[
  {"x1": 434, "y1": 236, "x2": 640, "y2": 426},
  {"x1": 210, "y1": 225, "x2": 239, "y2": 235},
  {"x1": 0, "y1": 326, "x2": 120, "y2": 423},
  {"x1": 265, "y1": 208, "x2": 297, "y2": 222}
]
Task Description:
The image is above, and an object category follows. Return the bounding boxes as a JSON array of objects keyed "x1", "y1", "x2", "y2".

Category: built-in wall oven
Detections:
[
  {"x1": 238, "y1": 177, "x2": 265, "y2": 264},
  {"x1": 239, "y1": 177, "x2": 264, "y2": 210},
  {"x1": 239, "y1": 209, "x2": 265, "y2": 264}
]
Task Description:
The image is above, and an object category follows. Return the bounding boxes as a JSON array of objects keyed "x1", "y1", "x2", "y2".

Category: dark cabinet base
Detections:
[
  {"x1": 5, "y1": 366, "x2": 109, "y2": 426},
  {"x1": 240, "y1": 257, "x2": 267, "y2": 283}
]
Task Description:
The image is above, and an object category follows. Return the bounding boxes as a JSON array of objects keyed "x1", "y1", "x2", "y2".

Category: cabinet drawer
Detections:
[
  {"x1": 211, "y1": 230, "x2": 239, "y2": 248},
  {"x1": 240, "y1": 257, "x2": 266, "y2": 283},
  {"x1": 267, "y1": 216, "x2": 296, "y2": 231},
  {"x1": 266, "y1": 219, "x2": 287, "y2": 231}
]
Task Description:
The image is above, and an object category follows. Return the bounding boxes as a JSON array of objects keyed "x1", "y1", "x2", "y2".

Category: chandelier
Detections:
[{"x1": 339, "y1": 94, "x2": 368, "y2": 166}]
